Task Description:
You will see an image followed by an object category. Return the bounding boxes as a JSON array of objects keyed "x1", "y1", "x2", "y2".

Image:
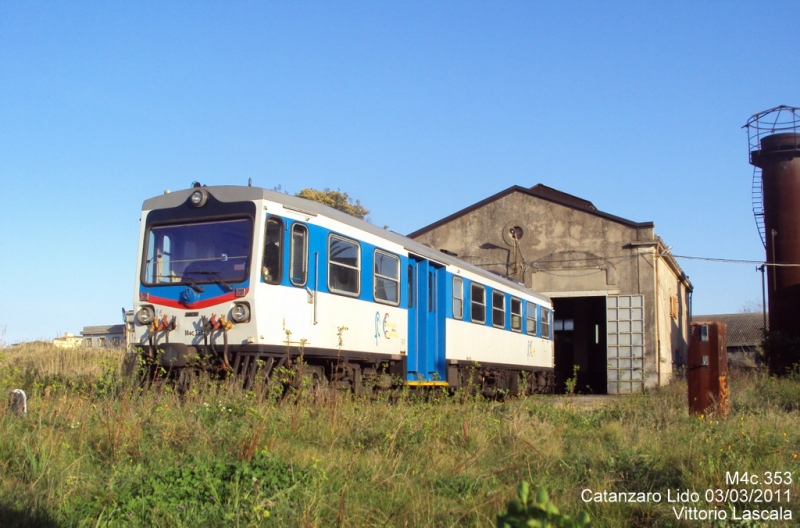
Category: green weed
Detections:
[{"x1": 0, "y1": 342, "x2": 798, "y2": 526}]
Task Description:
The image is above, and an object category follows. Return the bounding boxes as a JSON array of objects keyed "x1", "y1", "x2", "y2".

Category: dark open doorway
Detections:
[{"x1": 552, "y1": 296, "x2": 607, "y2": 394}]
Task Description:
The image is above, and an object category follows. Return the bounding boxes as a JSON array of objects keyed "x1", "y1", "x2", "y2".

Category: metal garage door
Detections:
[{"x1": 607, "y1": 295, "x2": 644, "y2": 394}]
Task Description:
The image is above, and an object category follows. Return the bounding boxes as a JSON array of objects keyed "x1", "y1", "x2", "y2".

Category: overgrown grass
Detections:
[{"x1": 0, "y1": 343, "x2": 798, "y2": 527}]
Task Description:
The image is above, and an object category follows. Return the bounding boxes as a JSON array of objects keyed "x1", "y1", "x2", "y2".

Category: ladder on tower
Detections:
[{"x1": 751, "y1": 166, "x2": 766, "y2": 248}]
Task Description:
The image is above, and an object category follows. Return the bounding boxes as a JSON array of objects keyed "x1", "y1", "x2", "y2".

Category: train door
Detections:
[
  {"x1": 407, "y1": 255, "x2": 447, "y2": 383},
  {"x1": 281, "y1": 220, "x2": 314, "y2": 339}
]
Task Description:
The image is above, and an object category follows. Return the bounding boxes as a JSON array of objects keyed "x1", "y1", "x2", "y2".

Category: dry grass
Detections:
[
  {"x1": 1, "y1": 341, "x2": 125, "y2": 381},
  {"x1": 0, "y1": 343, "x2": 797, "y2": 527}
]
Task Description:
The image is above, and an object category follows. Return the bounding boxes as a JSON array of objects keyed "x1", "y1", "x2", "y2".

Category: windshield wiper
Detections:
[
  {"x1": 187, "y1": 271, "x2": 234, "y2": 292},
  {"x1": 157, "y1": 274, "x2": 205, "y2": 293},
  {"x1": 183, "y1": 277, "x2": 205, "y2": 293}
]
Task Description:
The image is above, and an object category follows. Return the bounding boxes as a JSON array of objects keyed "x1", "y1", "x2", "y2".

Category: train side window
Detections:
[
  {"x1": 262, "y1": 217, "x2": 284, "y2": 284},
  {"x1": 374, "y1": 250, "x2": 400, "y2": 305},
  {"x1": 428, "y1": 271, "x2": 434, "y2": 311},
  {"x1": 408, "y1": 265, "x2": 413, "y2": 308},
  {"x1": 541, "y1": 307, "x2": 552, "y2": 339},
  {"x1": 328, "y1": 235, "x2": 360, "y2": 296},
  {"x1": 510, "y1": 297, "x2": 522, "y2": 332},
  {"x1": 289, "y1": 223, "x2": 308, "y2": 286},
  {"x1": 471, "y1": 283, "x2": 486, "y2": 324},
  {"x1": 492, "y1": 290, "x2": 505, "y2": 328},
  {"x1": 526, "y1": 302, "x2": 538, "y2": 336},
  {"x1": 452, "y1": 277, "x2": 463, "y2": 319}
]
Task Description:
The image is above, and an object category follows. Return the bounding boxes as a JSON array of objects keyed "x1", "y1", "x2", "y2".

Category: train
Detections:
[{"x1": 131, "y1": 184, "x2": 555, "y2": 396}]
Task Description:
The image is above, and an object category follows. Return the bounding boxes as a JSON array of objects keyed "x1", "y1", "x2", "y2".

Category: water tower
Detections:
[{"x1": 745, "y1": 105, "x2": 800, "y2": 343}]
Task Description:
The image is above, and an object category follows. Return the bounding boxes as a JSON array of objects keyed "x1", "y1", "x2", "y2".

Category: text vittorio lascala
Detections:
[{"x1": 581, "y1": 472, "x2": 793, "y2": 522}]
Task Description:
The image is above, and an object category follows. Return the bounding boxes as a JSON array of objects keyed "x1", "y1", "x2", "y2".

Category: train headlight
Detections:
[
  {"x1": 231, "y1": 302, "x2": 251, "y2": 323},
  {"x1": 136, "y1": 305, "x2": 155, "y2": 325},
  {"x1": 189, "y1": 189, "x2": 208, "y2": 207}
]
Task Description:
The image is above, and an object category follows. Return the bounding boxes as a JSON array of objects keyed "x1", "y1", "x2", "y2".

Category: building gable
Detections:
[{"x1": 407, "y1": 185, "x2": 653, "y2": 239}]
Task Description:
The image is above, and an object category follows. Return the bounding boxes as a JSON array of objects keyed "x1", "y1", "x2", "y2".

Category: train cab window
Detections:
[
  {"x1": 526, "y1": 302, "x2": 538, "y2": 336},
  {"x1": 146, "y1": 219, "x2": 252, "y2": 286},
  {"x1": 541, "y1": 307, "x2": 552, "y2": 339},
  {"x1": 510, "y1": 297, "x2": 522, "y2": 332},
  {"x1": 470, "y1": 283, "x2": 486, "y2": 324},
  {"x1": 452, "y1": 277, "x2": 464, "y2": 319},
  {"x1": 374, "y1": 250, "x2": 400, "y2": 305},
  {"x1": 328, "y1": 235, "x2": 360, "y2": 296},
  {"x1": 263, "y1": 217, "x2": 284, "y2": 284},
  {"x1": 289, "y1": 223, "x2": 308, "y2": 286},
  {"x1": 492, "y1": 291, "x2": 506, "y2": 328},
  {"x1": 145, "y1": 233, "x2": 173, "y2": 283}
]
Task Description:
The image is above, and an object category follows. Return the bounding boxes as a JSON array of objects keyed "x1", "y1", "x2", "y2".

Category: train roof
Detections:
[{"x1": 143, "y1": 186, "x2": 552, "y2": 305}]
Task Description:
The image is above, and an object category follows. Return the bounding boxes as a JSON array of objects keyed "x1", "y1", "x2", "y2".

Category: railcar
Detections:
[{"x1": 132, "y1": 184, "x2": 555, "y2": 395}]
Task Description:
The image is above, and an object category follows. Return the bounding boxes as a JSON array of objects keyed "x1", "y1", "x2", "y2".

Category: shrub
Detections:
[
  {"x1": 497, "y1": 483, "x2": 592, "y2": 528},
  {"x1": 760, "y1": 330, "x2": 800, "y2": 376}
]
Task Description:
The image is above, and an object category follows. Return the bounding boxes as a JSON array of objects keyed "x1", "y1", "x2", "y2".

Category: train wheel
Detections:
[
  {"x1": 292, "y1": 364, "x2": 327, "y2": 392},
  {"x1": 176, "y1": 368, "x2": 201, "y2": 396}
]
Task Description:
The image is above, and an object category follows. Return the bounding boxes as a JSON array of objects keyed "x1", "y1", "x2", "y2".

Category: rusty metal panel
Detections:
[{"x1": 688, "y1": 321, "x2": 728, "y2": 414}]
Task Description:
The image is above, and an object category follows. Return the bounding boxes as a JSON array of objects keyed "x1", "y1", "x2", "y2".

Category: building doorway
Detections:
[{"x1": 552, "y1": 296, "x2": 607, "y2": 394}]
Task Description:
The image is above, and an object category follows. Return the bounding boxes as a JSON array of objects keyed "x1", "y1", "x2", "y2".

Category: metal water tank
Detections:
[
  {"x1": 746, "y1": 106, "x2": 800, "y2": 342},
  {"x1": 752, "y1": 132, "x2": 800, "y2": 337}
]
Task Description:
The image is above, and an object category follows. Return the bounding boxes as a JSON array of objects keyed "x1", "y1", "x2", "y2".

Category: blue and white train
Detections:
[{"x1": 132, "y1": 184, "x2": 554, "y2": 395}]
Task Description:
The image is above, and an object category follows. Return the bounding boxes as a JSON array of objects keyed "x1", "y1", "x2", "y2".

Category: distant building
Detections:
[
  {"x1": 408, "y1": 184, "x2": 693, "y2": 394},
  {"x1": 79, "y1": 310, "x2": 135, "y2": 350},
  {"x1": 692, "y1": 313, "x2": 765, "y2": 369},
  {"x1": 52, "y1": 332, "x2": 82, "y2": 348},
  {"x1": 81, "y1": 325, "x2": 126, "y2": 349}
]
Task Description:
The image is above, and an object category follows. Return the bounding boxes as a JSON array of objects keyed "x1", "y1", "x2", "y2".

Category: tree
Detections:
[
  {"x1": 739, "y1": 300, "x2": 764, "y2": 313},
  {"x1": 295, "y1": 188, "x2": 370, "y2": 220}
]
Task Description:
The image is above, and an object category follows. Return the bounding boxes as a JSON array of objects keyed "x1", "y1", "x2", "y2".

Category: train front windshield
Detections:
[{"x1": 143, "y1": 218, "x2": 253, "y2": 286}]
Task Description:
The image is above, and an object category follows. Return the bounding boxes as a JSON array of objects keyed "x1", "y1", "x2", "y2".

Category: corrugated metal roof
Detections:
[{"x1": 692, "y1": 313, "x2": 765, "y2": 347}]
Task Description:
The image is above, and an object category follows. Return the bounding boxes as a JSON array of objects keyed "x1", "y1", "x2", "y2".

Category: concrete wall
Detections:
[
  {"x1": 655, "y1": 251, "x2": 692, "y2": 382},
  {"x1": 410, "y1": 189, "x2": 690, "y2": 389}
]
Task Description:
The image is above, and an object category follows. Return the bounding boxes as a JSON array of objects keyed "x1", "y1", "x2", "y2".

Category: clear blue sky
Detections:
[{"x1": 1, "y1": 1, "x2": 796, "y2": 344}]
